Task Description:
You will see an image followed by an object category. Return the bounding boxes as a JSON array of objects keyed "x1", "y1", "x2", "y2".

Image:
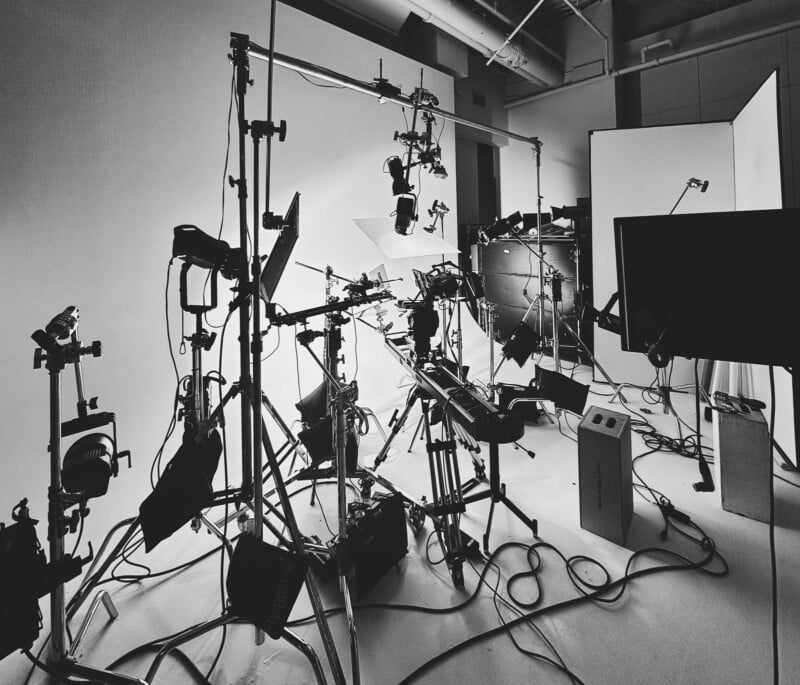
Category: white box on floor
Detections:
[{"x1": 713, "y1": 405, "x2": 771, "y2": 523}]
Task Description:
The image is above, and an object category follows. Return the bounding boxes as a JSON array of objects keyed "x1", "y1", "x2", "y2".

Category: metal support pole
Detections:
[
  {"x1": 244, "y1": 42, "x2": 539, "y2": 146},
  {"x1": 486, "y1": 0, "x2": 546, "y2": 66},
  {"x1": 533, "y1": 144, "x2": 545, "y2": 341},
  {"x1": 486, "y1": 302, "x2": 496, "y2": 402},
  {"x1": 68, "y1": 590, "x2": 118, "y2": 658},
  {"x1": 232, "y1": 38, "x2": 254, "y2": 503},
  {"x1": 252, "y1": 121, "x2": 264, "y2": 543},
  {"x1": 551, "y1": 275, "x2": 561, "y2": 373},
  {"x1": 48, "y1": 368, "x2": 67, "y2": 663}
]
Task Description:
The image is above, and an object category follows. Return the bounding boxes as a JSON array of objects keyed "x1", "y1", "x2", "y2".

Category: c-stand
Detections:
[
  {"x1": 30, "y1": 310, "x2": 145, "y2": 685},
  {"x1": 143, "y1": 30, "x2": 345, "y2": 685},
  {"x1": 269, "y1": 281, "x2": 405, "y2": 685}
]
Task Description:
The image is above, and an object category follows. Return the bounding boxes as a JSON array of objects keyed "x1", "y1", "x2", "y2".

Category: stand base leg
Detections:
[
  {"x1": 61, "y1": 659, "x2": 148, "y2": 685},
  {"x1": 68, "y1": 590, "x2": 118, "y2": 658},
  {"x1": 144, "y1": 613, "x2": 329, "y2": 685},
  {"x1": 341, "y1": 575, "x2": 360, "y2": 685}
]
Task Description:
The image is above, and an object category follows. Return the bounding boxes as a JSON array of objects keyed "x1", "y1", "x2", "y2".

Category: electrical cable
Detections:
[
  {"x1": 150, "y1": 381, "x2": 183, "y2": 487},
  {"x1": 424, "y1": 529, "x2": 447, "y2": 566},
  {"x1": 769, "y1": 365, "x2": 779, "y2": 685},
  {"x1": 179, "y1": 310, "x2": 187, "y2": 355},
  {"x1": 165, "y1": 259, "x2": 180, "y2": 384},
  {"x1": 205, "y1": 624, "x2": 227, "y2": 682},
  {"x1": 70, "y1": 514, "x2": 85, "y2": 557},
  {"x1": 207, "y1": 307, "x2": 234, "y2": 681},
  {"x1": 774, "y1": 473, "x2": 800, "y2": 489},
  {"x1": 205, "y1": 64, "x2": 236, "y2": 330},
  {"x1": 467, "y1": 557, "x2": 585, "y2": 684},
  {"x1": 396, "y1": 535, "x2": 728, "y2": 684},
  {"x1": 556, "y1": 412, "x2": 578, "y2": 443},
  {"x1": 260, "y1": 325, "x2": 280, "y2": 361},
  {"x1": 296, "y1": 71, "x2": 345, "y2": 89},
  {"x1": 318, "y1": 487, "x2": 336, "y2": 537},
  {"x1": 614, "y1": 390, "x2": 714, "y2": 466},
  {"x1": 22, "y1": 634, "x2": 51, "y2": 685},
  {"x1": 291, "y1": 320, "x2": 306, "y2": 402},
  {"x1": 22, "y1": 649, "x2": 83, "y2": 684},
  {"x1": 105, "y1": 627, "x2": 214, "y2": 685}
]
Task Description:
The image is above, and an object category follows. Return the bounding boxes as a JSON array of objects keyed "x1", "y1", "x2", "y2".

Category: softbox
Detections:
[
  {"x1": 502, "y1": 321, "x2": 540, "y2": 367},
  {"x1": 139, "y1": 429, "x2": 222, "y2": 552},
  {"x1": 226, "y1": 534, "x2": 308, "y2": 639},
  {"x1": 297, "y1": 416, "x2": 358, "y2": 471},
  {"x1": 295, "y1": 382, "x2": 327, "y2": 425},
  {"x1": 536, "y1": 366, "x2": 589, "y2": 415}
]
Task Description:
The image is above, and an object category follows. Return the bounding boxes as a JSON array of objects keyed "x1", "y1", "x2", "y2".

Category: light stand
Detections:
[
  {"x1": 550, "y1": 271, "x2": 562, "y2": 373},
  {"x1": 533, "y1": 141, "x2": 546, "y2": 340},
  {"x1": 31, "y1": 315, "x2": 146, "y2": 685},
  {"x1": 278, "y1": 272, "x2": 403, "y2": 685},
  {"x1": 610, "y1": 176, "x2": 710, "y2": 416},
  {"x1": 145, "y1": 28, "x2": 345, "y2": 684},
  {"x1": 504, "y1": 228, "x2": 628, "y2": 402}
]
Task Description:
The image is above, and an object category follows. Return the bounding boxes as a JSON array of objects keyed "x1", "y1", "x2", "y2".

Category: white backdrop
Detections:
[
  {"x1": 589, "y1": 123, "x2": 735, "y2": 386},
  {"x1": 0, "y1": 1, "x2": 455, "y2": 559},
  {"x1": 589, "y1": 70, "x2": 792, "y2": 456},
  {"x1": 733, "y1": 71, "x2": 782, "y2": 211}
]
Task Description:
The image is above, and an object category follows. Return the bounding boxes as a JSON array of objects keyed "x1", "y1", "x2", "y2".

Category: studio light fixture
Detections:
[
  {"x1": 388, "y1": 157, "x2": 411, "y2": 196},
  {"x1": 478, "y1": 211, "x2": 523, "y2": 245},
  {"x1": 394, "y1": 196, "x2": 416, "y2": 235},
  {"x1": 172, "y1": 225, "x2": 242, "y2": 280}
]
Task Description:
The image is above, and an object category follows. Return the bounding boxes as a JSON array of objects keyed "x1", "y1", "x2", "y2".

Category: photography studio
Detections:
[{"x1": 1, "y1": 0, "x2": 799, "y2": 683}]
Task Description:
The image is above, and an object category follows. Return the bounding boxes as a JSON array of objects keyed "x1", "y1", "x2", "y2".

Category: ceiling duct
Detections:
[{"x1": 394, "y1": 0, "x2": 563, "y2": 86}]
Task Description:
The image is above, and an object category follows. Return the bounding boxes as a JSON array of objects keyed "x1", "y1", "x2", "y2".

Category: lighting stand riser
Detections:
[
  {"x1": 146, "y1": 27, "x2": 345, "y2": 684},
  {"x1": 503, "y1": 229, "x2": 628, "y2": 403},
  {"x1": 32, "y1": 328, "x2": 146, "y2": 684}
]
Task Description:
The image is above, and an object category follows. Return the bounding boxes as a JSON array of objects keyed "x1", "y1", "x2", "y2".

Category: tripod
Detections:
[
  {"x1": 505, "y1": 230, "x2": 628, "y2": 403},
  {"x1": 373, "y1": 335, "x2": 538, "y2": 559},
  {"x1": 31, "y1": 314, "x2": 146, "y2": 685}
]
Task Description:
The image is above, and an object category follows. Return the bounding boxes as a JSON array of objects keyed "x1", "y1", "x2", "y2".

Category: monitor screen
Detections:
[
  {"x1": 614, "y1": 208, "x2": 798, "y2": 366},
  {"x1": 260, "y1": 192, "x2": 300, "y2": 303}
]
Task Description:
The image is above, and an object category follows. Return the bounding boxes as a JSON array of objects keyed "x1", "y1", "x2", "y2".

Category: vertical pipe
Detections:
[
  {"x1": 487, "y1": 302, "x2": 496, "y2": 402},
  {"x1": 193, "y1": 313, "x2": 204, "y2": 423},
  {"x1": 456, "y1": 297, "x2": 463, "y2": 380},
  {"x1": 252, "y1": 0, "x2": 279, "y2": 541},
  {"x1": 552, "y1": 278, "x2": 561, "y2": 373},
  {"x1": 252, "y1": 134, "x2": 263, "y2": 540},
  {"x1": 534, "y1": 146, "x2": 545, "y2": 340},
  {"x1": 49, "y1": 369, "x2": 67, "y2": 662},
  {"x1": 234, "y1": 46, "x2": 254, "y2": 500}
]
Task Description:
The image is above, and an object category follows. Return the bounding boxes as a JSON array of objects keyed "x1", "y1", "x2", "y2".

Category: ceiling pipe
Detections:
[
  {"x1": 505, "y1": 16, "x2": 800, "y2": 108},
  {"x1": 471, "y1": 0, "x2": 565, "y2": 65},
  {"x1": 393, "y1": 0, "x2": 563, "y2": 86},
  {"x1": 486, "y1": 0, "x2": 546, "y2": 67},
  {"x1": 641, "y1": 39, "x2": 675, "y2": 64}
]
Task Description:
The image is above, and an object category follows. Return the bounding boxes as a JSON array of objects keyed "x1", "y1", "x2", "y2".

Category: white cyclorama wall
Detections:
[
  {"x1": 0, "y1": 2, "x2": 455, "y2": 548},
  {"x1": 731, "y1": 71, "x2": 794, "y2": 460},
  {"x1": 501, "y1": 79, "x2": 616, "y2": 215},
  {"x1": 589, "y1": 123, "x2": 736, "y2": 387}
]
